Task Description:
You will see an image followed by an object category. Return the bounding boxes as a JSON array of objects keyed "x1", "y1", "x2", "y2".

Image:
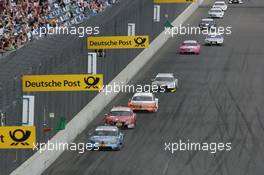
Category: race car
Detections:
[
  {"x1": 208, "y1": 8, "x2": 224, "y2": 18},
  {"x1": 179, "y1": 40, "x2": 201, "y2": 54},
  {"x1": 213, "y1": 1, "x2": 228, "y2": 11},
  {"x1": 199, "y1": 18, "x2": 216, "y2": 30},
  {"x1": 228, "y1": 0, "x2": 243, "y2": 4},
  {"x1": 128, "y1": 93, "x2": 158, "y2": 112},
  {"x1": 88, "y1": 125, "x2": 124, "y2": 151},
  {"x1": 151, "y1": 73, "x2": 178, "y2": 92},
  {"x1": 104, "y1": 106, "x2": 136, "y2": 129},
  {"x1": 205, "y1": 34, "x2": 224, "y2": 45}
]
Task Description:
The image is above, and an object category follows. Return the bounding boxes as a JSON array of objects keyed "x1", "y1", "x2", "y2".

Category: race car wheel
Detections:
[
  {"x1": 127, "y1": 123, "x2": 136, "y2": 129},
  {"x1": 114, "y1": 146, "x2": 121, "y2": 151},
  {"x1": 170, "y1": 88, "x2": 177, "y2": 92}
]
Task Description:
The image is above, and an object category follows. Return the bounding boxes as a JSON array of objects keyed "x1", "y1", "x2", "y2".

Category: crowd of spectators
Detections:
[{"x1": 0, "y1": 0, "x2": 118, "y2": 55}]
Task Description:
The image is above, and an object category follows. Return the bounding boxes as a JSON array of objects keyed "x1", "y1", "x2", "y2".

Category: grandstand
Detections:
[{"x1": 0, "y1": 0, "x2": 119, "y2": 56}]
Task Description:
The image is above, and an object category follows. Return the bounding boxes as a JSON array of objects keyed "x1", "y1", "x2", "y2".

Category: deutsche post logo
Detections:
[
  {"x1": 84, "y1": 76, "x2": 100, "y2": 89},
  {"x1": 0, "y1": 126, "x2": 36, "y2": 149},
  {"x1": 9, "y1": 129, "x2": 31, "y2": 146},
  {"x1": 87, "y1": 36, "x2": 149, "y2": 49},
  {"x1": 22, "y1": 74, "x2": 103, "y2": 92},
  {"x1": 134, "y1": 37, "x2": 147, "y2": 47}
]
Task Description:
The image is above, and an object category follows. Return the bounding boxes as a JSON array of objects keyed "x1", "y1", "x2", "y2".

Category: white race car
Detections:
[
  {"x1": 228, "y1": 0, "x2": 243, "y2": 4},
  {"x1": 199, "y1": 18, "x2": 216, "y2": 30},
  {"x1": 213, "y1": 1, "x2": 228, "y2": 11},
  {"x1": 151, "y1": 73, "x2": 178, "y2": 92},
  {"x1": 205, "y1": 34, "x2": 224, "y2": 45},
  {"x1": 208, "y1": 8, "x2": 224, "y2": 18}
]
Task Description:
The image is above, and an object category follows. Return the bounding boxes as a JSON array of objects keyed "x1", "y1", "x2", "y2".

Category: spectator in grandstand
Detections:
[
  {"x1": 3, "y1": 39, "x2": 15, "y2": 51},
  {"x1": 0, "y1": 41, "x2": 4, "y2": 55},
  {"x1": 0, "y1": 0, "x2": 4, "y2": 12},
  {"x1": 58, "y1": 0, "x2": 66, "y2": 8},
  {"x1": 0, "y1": 24, "x2": 3, "y2": 36}
]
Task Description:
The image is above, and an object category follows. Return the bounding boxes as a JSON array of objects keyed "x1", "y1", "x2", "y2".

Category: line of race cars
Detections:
[
  {"x1": 88, "y1": 73, "x2": 179, "y2": 150},
  {"x1": 179, "y1": 0, "x2": 243, "y2": 54},
  {"x1": 87, "y1": 0, "x2": 242, "y2": 151}
]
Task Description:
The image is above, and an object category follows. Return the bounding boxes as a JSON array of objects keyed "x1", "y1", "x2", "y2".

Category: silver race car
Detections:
[
  {"x1": 199, "y1": 18, "x2": 216, "y2": 30},
  {"x1": 205, "y1": 34, "x2": 224, "y2": 45},
  {"x1": 213, "y1": 1, "x2": 228, "y2": 11},
  {"x1": 208, "y1": 8, "x2": 224, "y2": 18},
  {"x1": 88, "y1": 126, "x2": 124, "y2": 151},
  {"x1": 152, "y1": 73, "x2": 178, "y2": 92}
]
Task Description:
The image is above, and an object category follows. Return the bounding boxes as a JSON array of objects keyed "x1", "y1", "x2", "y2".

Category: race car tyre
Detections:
[{"x1": 170, "y1": 88, "x2": 177, "y2": 92}]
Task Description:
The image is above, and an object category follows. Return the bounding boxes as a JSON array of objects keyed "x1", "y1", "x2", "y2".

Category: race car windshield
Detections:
[
  {"x1": 183, "y1": 43, "x2": 197, "y2": 46},
  {"x1": 94, "y1": 130, "x2": 118, "y2": 136},
  {"x1": 204, "y1": 21, "x2": 214, "y2": 24},
  {"x1": 110, "y1": 111, "x2": 132, "y2": 116},
  {"x1": 210, "y1": 10, "x2": 222, "y2": 12},
  {"x1": 132, "y1": 96, "x2": 153, "y2": 101},
  {"x1": 155, "y1": 77, "x2": 174, "y2": 82},
  {"x1": 202, "y1": 19, "x2": 212, "y2": 22},
  {"x1": 208, "y1": 35, "x2": 221, "y2": 38}
]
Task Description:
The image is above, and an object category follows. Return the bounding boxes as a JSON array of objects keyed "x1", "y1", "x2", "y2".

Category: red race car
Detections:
[
  {"x1": 179, "y1": 40, "x2": 201, "y2": 55},
  {"x1": 104, "y1": 106, "x2": 136, "y2": 129}
]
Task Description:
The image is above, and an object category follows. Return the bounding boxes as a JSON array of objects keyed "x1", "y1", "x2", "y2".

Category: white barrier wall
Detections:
[{"x1": 11, "y1": 1, "x2": 203, "y2": 174}]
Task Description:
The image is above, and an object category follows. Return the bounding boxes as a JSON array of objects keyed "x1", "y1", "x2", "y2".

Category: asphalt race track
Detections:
[{"x1": 43, "y1": 0, "x2": 264, "y2": 174}]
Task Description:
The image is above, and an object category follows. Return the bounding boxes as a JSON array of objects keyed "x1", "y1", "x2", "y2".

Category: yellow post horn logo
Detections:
[
  {"x1": 134, "y1": 37, "x2": 147, "y2": 47},
  {"x1": 84, "y1": 76, "x2": 100, "y2": 89}
]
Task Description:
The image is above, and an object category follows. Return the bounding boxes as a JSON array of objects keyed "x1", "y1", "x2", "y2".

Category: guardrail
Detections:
[{"x1": 11, "y1": 1, "x2": 203, "y2": 174}]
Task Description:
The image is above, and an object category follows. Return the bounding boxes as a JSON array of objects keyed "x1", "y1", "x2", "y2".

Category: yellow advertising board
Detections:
[
  {"x1": 87, "y1": 36, "x2": 149, "y2": 49},
  {"x1": 22, "y1": 74, "x2": 103, "y2": 92},
  {"x1": 154, "y1": 0, "x2": 195, "y2": 3},
  {"x1": 0, "y1": 126, "x2": 36, "y2": 149}
]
